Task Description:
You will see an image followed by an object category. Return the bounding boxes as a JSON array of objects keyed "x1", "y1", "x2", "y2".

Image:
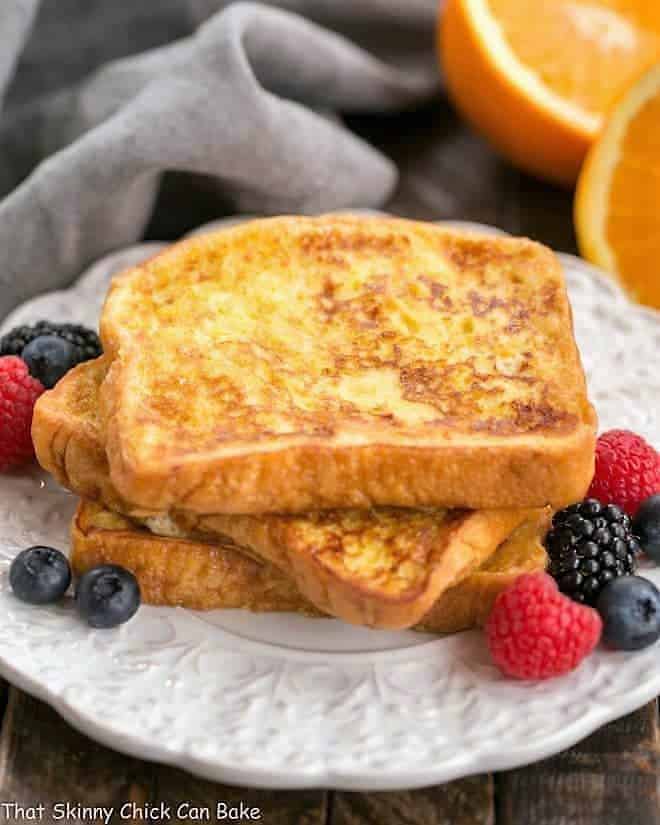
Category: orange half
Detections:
[
  {"x1": 576, "y1": 63, "x2": 660, "y2": 309},
  {"x1": 441, "y1": 0, "x2": 660, "y2": 185}
]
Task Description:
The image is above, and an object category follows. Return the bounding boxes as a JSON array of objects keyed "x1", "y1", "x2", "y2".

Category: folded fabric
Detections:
[
  {"x1": 0, "y1": 0, "x2": 439, "y2": 320},
  {"x1": 0, "y1": 0, "x2": 39, "y2": 108}
]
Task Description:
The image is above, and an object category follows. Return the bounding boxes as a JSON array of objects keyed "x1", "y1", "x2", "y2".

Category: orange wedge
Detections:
[
  {"x1": 440, "y1": 0, "x2": 660, "y2": 185},
  {"x1": 576, "y1": 64, "x2": 660, "y2": 309}
]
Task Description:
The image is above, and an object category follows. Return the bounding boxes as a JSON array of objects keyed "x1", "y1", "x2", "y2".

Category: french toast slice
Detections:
[
  {"x1": 71, "y1": 500, "x2": 548, "y2": 633},
  {"x1": 169, "y1": 505, "x2": 535, "y2": 628},
  {"x1": 33, "y1": 359, "x2": 540, "y2": 629},
  {"x1": 165, "y1": 505, "x2": 534, "y2": 629},
  {"x1": 72, "y1": 501, "x2": 311, "y2": 615},
  {"x1": 98, "y1": 215, "x2": 596, "y2": 515}
]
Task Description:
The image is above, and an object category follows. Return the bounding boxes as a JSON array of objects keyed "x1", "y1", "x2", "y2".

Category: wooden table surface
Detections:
[{"x1": 1, "y1": 99, "x2": 658, "y2": 825}]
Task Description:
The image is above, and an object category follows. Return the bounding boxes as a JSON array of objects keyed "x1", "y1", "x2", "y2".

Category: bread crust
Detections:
[
  {"x1": 104, "y1": 414, "x2": 596, "y2": 514},
  {"x1": 71, "y1": 501, "x2": 312, "y2": 614},
  {"x1": 184, "y1": 506, "x2": 534, "y2": 629},
  {"x1": 33, "y1": 359, "x2": 543, "y2": 629},
  {"x1": 97, "y1": 215, "x2": 597, "y2": 514},
  {"x1": 36, "y1": 365, "x2": 595, "y2": 516},
  {"x1": 71, "y1": 501, "x2": 548, "y2": 633}
]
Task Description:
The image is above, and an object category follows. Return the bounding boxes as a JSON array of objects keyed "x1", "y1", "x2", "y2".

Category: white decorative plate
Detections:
[{"x1": 0, "y1": 217, "x2": 659, "y2": 791}]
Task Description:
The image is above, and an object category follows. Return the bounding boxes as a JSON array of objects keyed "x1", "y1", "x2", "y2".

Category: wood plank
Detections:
[
  {"x1": 151, "y1": 762, "x2": 328, "y2": 825},
  {"x1": 0, "y1": 687, "x2": 328, "y2": 825},
  {"x1": 0, "y1": 678, "x2": 8, "y2": 728},
  {"x1": 331, "y1": 777, "x2": 494, "y2": 825},
  {"x1": 497, "y1": 702, "x2": 660, "y2": 825},
  {"x1": 0, "y1": 687, "x2": 156, "y2": 825}
]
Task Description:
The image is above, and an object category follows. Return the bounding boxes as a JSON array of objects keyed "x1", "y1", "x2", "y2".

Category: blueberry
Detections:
[
  {"x1": 76, "y1": 565, "x2": 140, "y2": 629},
  {"x1": 597, "y1": 576, "x2": 660, "y2": 651},
  {"x1": 633, "y1": 495, "x2": 660, "y2": 563},
  {"x1": 9, "y1": 546, "x2": 71, "y2": 605},
  {"x1": 21, "y1": 335, "x2": 77, "y2": 389}
]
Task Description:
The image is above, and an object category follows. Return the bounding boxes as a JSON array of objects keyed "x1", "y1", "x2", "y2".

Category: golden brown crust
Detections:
[
  {"x1": 71, "y1": 501, "x2": 548, "y2": 632},
  {"x1": 187, "y1": 506, "x2": 535, "y2": 629},
  {"x1": 105, "y1": 425, "x2": 596, "y2": 514},
  {"x1": 98, "y1": 215, "x2": 596, "y2": 514},
  {"x1": 34, "y1": 359, "x2": 543, "y2": 629},
  {"x1": 36, "y1": 362, "x2": 594, "y2": 516},
  {"x1": 417, "y1": 517, "x2": 549, "y2": 632},
  {"x1": 71, "y1": 501, "x2": 311, "y2": 613},
  {"x1": 32, "y1": 359, "x2": 143, "y2": 516}
]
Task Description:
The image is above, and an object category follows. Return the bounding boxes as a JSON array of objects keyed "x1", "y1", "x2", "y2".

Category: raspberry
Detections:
[
  {"x1": 0, "y1": 356, "x2": 45, "y2": 471},
  {"x1": 486, "y1": 572, "x2": 602, "y2": 680},
  {"x1": 587, "y1": 429, "x2": 660, "y2": 517}
]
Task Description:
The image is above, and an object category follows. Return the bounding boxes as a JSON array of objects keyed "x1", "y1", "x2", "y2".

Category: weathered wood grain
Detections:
[
  {"x1": 330, "y1": 777, "x2": 494, "y2": 825},
  {"x1": 0, "y1": 678, "x2": 8, "y2": 726},
  {"x1": 0, "y1": 687, "x2": 329, "y2": 825},
  {"x1": 152, "y1": 763, "x2": 328, "y2": 825},
  {"x1": 0, "y1": 688, "x2": 155, "y2": 825},
  {"x1": 497, "y1": 702, "x2": 660, "y2": 825}
]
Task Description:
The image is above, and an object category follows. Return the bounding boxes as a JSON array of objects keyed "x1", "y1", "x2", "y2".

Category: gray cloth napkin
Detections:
[{"x1": 0, "y1": 0, "x2": 439, "y2": 320}]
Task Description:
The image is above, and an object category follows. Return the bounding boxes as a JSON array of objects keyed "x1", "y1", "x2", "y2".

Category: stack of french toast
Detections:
[{"x1": 31, "y1": 215, "x2": 597, "y2": 632}]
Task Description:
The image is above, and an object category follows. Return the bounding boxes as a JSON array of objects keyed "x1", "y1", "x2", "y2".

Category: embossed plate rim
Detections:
[{"x1": 0, "y1": 215, "x2": 658, "y2": 790}]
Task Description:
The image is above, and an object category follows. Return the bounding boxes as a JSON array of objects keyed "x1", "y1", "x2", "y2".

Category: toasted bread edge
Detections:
[{"x1": 71, "y1": 500, "x2": 548, "y2": 633}]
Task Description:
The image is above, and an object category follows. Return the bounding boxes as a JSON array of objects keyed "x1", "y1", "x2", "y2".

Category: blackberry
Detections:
[
  {"x1": 0, "y1": 321, "x2": 101, "y2": 363},
  {"x1": 0, "y1": 324, "x2": 37, "y2": 356},
  {"x1": 546, "y1": 498, "x2": 641, "y2": 605}
]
